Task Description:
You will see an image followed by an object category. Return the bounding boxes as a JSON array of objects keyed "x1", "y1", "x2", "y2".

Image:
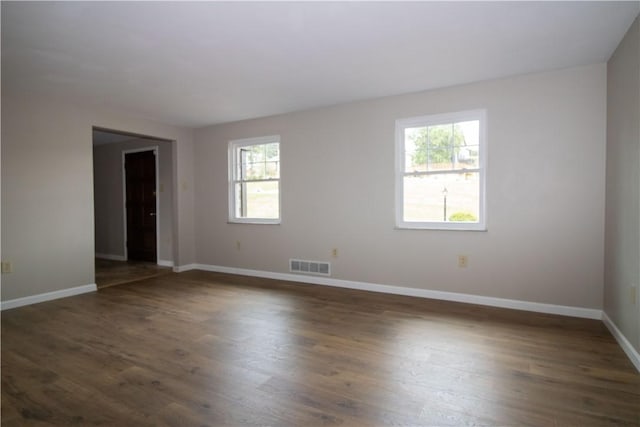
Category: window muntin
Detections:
[
  {"x1": 229, "y1": 136, "x2": 280, "y2": 223},
  {"x1": 396, "y1": 110, "x2": 486, "y2": 230}
]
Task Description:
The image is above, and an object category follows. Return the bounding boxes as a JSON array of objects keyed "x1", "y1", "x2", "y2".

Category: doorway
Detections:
[
  {"x1": 124, "y1": 148, "x2": 158, "y2": 262},
  {"x1": 93, "y1": 128, "x2": 175, "y2": 287}
]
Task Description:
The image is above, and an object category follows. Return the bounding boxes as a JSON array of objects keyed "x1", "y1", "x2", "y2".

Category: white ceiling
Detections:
[{"x1": 3, "y1": 2, "x2": 638, "y2": 128}]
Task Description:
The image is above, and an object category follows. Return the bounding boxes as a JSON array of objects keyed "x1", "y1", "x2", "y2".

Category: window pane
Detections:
[
  {"x1": 453, "y1": 120, "x2": 479, "y2": 170},
  {"x1": 248, "y1": 144, "x2": 266, "y2": 162},
  {"x1": 238, "y1": 148, "x2": 247, "y2": 179},
  {"x1": 265, "y1": 160, "x2": 279, "y2": 179},
  {"x1": 426, "y1": 124, "x2": 453, "y2": 170},
  {"x1": 457, "y1": 144, "x2": 479, "y2": 169},
  {"x1": 404, "y1": 127, "x2": 427, "y2": 172},
  {"x1": 406, "y1": 121, "x2": 480, "y2": 172},
  {"x1": 403, "y1": 172, "x2": 479, "y2": 223},
  {"x1": 235, "y1": 181, "x2": 279, "y2": 219},
  {"x1": 244, "y1": 158, "x2": 266, "y2": 180},
  {"x1": 238, "y1": 143, "x2": 279, "y2": 180}
]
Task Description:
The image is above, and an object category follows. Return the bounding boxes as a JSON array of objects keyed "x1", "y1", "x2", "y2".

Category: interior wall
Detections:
[
  {"x1": 604, "y1": 16, "x2": 640, "y2": 352},
  {"x1": 1, "y1": 93, "x2": 195, "y2": 302},
  {"x1": 93, "y1": 138, "x2": 174, "y2": 263},
  {"x1": 194, "y1": 63, "x2": 607, "y2": 309}
]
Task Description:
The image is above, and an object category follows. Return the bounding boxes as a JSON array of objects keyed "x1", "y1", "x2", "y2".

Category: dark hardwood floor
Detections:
[
  {"x1": 2, "y1": 271, "x2": 639, "y2": 426},
  {"x1": 95, "y1": 258, "x2": 172, "y2": 289}
]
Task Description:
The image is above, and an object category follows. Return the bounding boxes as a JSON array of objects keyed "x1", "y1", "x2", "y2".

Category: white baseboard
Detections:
[
  {"x1": 1, "y1": 283, "x2": 98, "y2": 311},
  {"x1": 95, "y1": 253, "x2": 127, "y2": 261},
  {"x1": 184, "y1": 263, "x2": 602, "y2": 320},
  {"x1": 173, "y1": 263, "x2": 197, "y2": 273},
  {"x1": 602, "y1": 312, "x2": 640, "y2": 372},
  {"x1": 158, "y1": 260, "x2": 174, "y2": 268}
]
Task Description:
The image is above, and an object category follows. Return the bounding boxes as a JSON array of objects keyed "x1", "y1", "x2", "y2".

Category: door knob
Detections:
[{"x1": 150, "y1": 213, "x2": 156, "y2": 216}]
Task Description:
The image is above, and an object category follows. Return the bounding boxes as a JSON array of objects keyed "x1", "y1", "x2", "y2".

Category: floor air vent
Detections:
[{"x1": 290, "y1": 259, "x2": 331, "y2": 276}]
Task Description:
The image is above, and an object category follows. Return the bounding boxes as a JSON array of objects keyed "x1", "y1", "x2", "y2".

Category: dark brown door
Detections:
[{"x1": 125, "y1": 150, "x2": 157, "y2": 262}]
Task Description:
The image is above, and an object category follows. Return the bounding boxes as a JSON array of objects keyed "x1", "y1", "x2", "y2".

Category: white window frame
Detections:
[
  {"x1": 395, "y1": 109, "x2": 487, "y2": 231},
  {"x1": 228, "y1": 135, "x2": 281, "y2": 224}
]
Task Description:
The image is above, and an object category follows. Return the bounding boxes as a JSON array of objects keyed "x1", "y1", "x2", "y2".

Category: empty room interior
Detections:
[{"x1": 2, "y1": 2, "x2": 640, "y2": 426}]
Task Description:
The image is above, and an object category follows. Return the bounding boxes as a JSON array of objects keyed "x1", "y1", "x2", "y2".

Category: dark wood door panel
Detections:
[{"x1": 125, "y1": 150, "x2": 157, "y2": 262}]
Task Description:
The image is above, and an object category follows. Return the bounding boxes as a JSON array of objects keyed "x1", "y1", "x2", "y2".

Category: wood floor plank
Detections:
[
  {"x1": 95, "y1": 258, "x2": 171, "y2": 289},
  {"x1": 2, "y1": 270, "x2": 639, "y2": 426}
]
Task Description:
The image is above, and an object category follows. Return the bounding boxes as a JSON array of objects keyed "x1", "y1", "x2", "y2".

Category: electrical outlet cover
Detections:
[{"x1": 1, "y1": 261, "x2": 13, "y2": 274}]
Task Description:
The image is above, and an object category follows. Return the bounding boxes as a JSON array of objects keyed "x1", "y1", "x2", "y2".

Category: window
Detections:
[
  {"x1": 395, "y1": 110, "x2": 486, "y2": 230},
  {"x1": 229, "y1": 135, "x2": 280, "y2": 224}
]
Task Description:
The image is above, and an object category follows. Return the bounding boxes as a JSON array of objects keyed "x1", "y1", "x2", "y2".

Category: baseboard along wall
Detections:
[
  {"x1": 158, "y1": 260, "x2": 174, "y2": 267},
  {"x1": 602, "y1": 312, "x2": 640, "y2": 372},
  {"x1": 176, "y1": 263, "x2": 602, "y2": 319},
  {"x1": 4, "y1": 263, "x2": 637, "y2": 373},
  {"x1": 1, "y1": 284, "x2": 97, "y2": 311},
  {"x1": 95, "y1": 253, "x2": 127, "y2": 261}
]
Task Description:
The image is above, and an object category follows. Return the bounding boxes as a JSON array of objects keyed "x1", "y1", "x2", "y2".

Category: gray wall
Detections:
[
  {"x1": 93, "y1": 138, "x2": 174, "y2": 263},
  {"x1": 604, "y1": 17, "x2": 640, "y2": 353},
  {"x1": 1, "y1": 93, "x2": 195, "y2": 301},
  {"x1": 194, "y1": 64, "x2": 607, "y2": 309},
  {"x1": 2, "y1": 52, "x2": 629, "y2": 325}
]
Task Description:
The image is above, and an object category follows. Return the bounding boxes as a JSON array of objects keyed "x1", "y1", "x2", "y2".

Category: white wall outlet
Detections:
[
  {"x1": 331, "y1": 248, "x2": 338, "y2": 258},
  {"x1": 458, "y1": 255, "x2": 468, "y2": 268},
  {"x1": 236, "y1": 241, "x2": 241, "y2": 251},
  {"x1": 1, "y1": 261, "x2": 13, "y2": 274}
]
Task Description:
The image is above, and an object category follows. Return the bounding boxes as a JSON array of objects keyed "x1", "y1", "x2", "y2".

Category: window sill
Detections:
[
  {"x1": 228, "y1": 219, "x2": 281, "y2": 225},
  {"x1": 395, "y1": 223, "x2": 487, "y2": 231}
]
